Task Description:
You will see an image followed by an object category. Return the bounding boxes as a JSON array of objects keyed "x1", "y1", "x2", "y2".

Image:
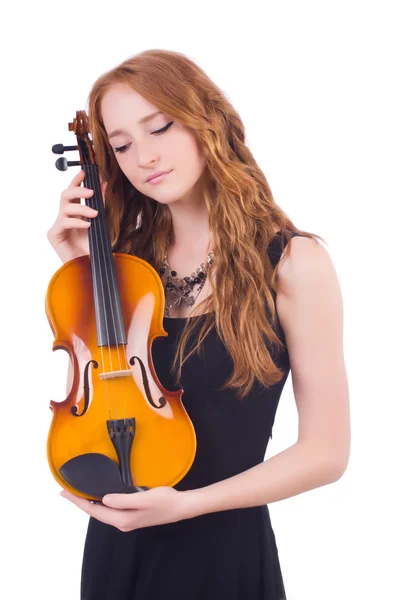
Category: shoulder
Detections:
[
  {"x1": 275, "y1": 233, "x2": 345, "y2": 392},
  {"x1": 276, "y1": 234, "x2": 338, "y2": 300}
]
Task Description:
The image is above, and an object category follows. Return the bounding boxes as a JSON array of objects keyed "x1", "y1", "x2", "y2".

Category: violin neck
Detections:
[{"x1": 82, "y1": 164, "x2": 127, "y2": 347}]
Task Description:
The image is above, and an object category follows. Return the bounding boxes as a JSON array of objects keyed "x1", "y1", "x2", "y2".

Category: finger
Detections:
[
  {"x1": 67, "y1": 170, "x2": 86, "y2": 188},
  {"x1": 61, "y1": 186, "x2": 94, "y2": 206},
  {"x1": 102, "y1": 492, "x2": 147, "y2": 509},
  {"x1": 61, "y1": 217, "x2": 92, "y2": 229},
  {"x1": 63, "y1": 204, "x2": 98, "y2": 218}
]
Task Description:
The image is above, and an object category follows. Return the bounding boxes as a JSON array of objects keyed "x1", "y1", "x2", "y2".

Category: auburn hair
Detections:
[{"x1": 87, "y1": 49, "x2": 325, "y2": 399}]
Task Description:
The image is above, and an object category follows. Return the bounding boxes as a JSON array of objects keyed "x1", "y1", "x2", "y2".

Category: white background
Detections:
[{"x1": 1, "y1": 1, "x2": 396, "y2": 598}]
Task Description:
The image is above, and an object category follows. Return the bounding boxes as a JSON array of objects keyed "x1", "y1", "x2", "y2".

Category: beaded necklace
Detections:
[{"x1": 159, "y1": 246, "x2": 214, "y2": 318}]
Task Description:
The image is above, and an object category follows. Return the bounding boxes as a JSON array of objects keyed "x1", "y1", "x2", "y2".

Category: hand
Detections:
[
  {"x1": 60, "y1": 486, "x2": 199, "y2": 532},
  {"x1": 47, "y1": 170, "x2": 107, "y2": 264}
]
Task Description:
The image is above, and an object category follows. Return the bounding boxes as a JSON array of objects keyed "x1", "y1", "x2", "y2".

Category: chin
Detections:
[
  {"x1": 149, "y1": 195, "x2": 184, "y2": 206},
  {"x1": 146, "y1": 184, "x2": 192, "y2": 206}
]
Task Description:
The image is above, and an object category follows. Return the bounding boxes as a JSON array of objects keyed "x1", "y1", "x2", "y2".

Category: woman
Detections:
[{"x1": 48, "y1": 49, "x2": 350, "y2": 600}]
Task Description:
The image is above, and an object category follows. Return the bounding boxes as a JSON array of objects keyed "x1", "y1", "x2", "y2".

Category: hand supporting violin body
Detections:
[{"x1": 60, "y1": 486, "x2": 203, "y2": 532}]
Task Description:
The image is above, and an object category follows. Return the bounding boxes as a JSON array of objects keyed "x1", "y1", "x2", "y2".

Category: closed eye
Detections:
[{"x1": 115, "y1": 121, "x2": 174, "y2": 154}]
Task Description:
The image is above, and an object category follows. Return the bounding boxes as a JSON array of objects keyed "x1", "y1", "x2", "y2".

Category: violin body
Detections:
[{"x1": 46, "y1": 252, "x2": 196, "y2": 501}]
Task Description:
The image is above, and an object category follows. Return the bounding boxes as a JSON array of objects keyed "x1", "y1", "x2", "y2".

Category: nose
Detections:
[{"x1": 136, "y1": 139, "x2": 160, "y2": 169}]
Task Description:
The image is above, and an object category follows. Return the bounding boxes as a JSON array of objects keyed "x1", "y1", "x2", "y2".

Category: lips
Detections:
[{"x1": 146, "y1": 170, "x2": 172, "y2": 183}]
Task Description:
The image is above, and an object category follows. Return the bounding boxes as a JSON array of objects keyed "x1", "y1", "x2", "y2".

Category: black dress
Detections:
[{"x1": 80, "y1": 231, "x2": 301, "y2": 600}]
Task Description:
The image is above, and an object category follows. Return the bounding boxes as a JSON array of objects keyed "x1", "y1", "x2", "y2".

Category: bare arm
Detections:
[{"x1": 184, "y1": 235, "x2": 351, "y2": 514}]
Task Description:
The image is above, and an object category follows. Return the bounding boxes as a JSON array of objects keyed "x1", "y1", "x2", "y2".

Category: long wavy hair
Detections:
[{"x1": 87, "y1": 49, "x2": 325, "y2": 399}]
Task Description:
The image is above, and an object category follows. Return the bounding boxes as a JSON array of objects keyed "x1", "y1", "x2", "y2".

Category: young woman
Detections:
[{"x1": 47, "y1": 49, "x2": 350, "y2": 600}]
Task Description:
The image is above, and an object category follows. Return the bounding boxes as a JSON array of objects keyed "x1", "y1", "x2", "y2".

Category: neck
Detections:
[{"x1": 167, "y1": 197, "x2": 211, "y2": 257}]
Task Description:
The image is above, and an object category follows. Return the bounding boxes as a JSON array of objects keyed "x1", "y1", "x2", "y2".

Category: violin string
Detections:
[
  {"x1": 86, "y1": 165, "x2": 128, "y2": 422},
  {"x1": 90, "y1": 168, "x2": 129, "y2": 423},
  {"x1": 84, "y1": 166, "x2": 114, "y2": 420},
  {"x1": 90, "y1": 170, "x2": 130, "y2": 423},
  {"x1": 89, "y1": 166, "x2": 128, "y2": 422}
]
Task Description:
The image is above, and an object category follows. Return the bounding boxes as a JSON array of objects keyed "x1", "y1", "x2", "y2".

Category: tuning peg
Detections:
[
  {"x1": 52, "y1": 143, "x2": 78, "y2": 154},
  {"x1": 55, "y1": 157, "x2": 81, "y2": 171}
]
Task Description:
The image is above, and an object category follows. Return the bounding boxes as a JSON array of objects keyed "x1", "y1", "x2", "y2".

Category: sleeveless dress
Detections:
[{"x1": 80, "y1": 231, "x2": 301, "y2": 600}]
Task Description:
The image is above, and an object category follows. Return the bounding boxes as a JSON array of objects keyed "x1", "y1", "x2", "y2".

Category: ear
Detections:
[{"x1": 101, "y1": 181, "x2": 108, "y2": 204}]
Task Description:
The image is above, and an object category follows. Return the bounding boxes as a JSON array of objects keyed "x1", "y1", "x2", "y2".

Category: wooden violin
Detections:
[{"x1": 46, "y1": 111, "x2": 196, "y2": 502}]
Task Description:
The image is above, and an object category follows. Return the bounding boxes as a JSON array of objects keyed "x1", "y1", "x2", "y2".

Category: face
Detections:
[{"x1": 101, "y1": 83, "x2": 207, "y2": 206}]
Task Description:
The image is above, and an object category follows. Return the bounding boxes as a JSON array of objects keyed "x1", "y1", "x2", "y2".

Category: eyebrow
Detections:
[{"x1": 108, "y1": 111, "x2": 163, "y2": 139}]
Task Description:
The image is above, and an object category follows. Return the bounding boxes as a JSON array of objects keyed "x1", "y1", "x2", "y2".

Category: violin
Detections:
[{"x1": 46, "y1": 111, "x2": 196, "y2": 502}]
